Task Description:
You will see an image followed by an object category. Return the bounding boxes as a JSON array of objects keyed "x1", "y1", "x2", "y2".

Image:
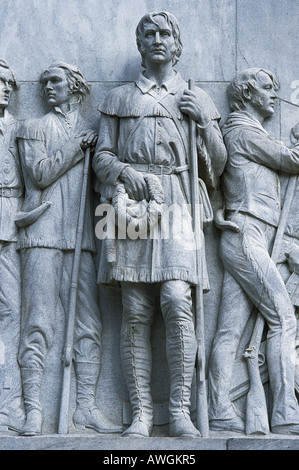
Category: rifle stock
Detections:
[
  {"x1": 188, "y1": 78, "x2": 209, "y2": 438},
  {"x1": 244, "y1": 174, "x2": 297, "y2": 435},
  {"x1": 58, "y1": 147, "x2": 91, "y2": 434},
  {"x1": 243, "y1": 314, "x2": 269, "y2": 435}
]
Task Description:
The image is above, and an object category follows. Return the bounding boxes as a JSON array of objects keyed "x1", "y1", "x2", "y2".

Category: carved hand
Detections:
[
  {"x1": 286, "y1": 244, "x2": 299, "y2": 275},
  {"x1": 119, "y1": 166, "x2": 149, "y2": 201},
  {"x1": 291, "y1": 124, "x2": 299, "y2": 142},
  {"x1": 179, "y1": 90, "x2": 211, "y2": 128},
  {"x1": 214, "y1": 208, "x2": 240, "y2": 233},
  {"x1": 76, "y1": 130, "x2": 98, "y2": 150}
]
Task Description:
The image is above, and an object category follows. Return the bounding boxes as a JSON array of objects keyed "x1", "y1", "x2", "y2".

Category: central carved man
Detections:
[{"x1": 93, "y1": 11, "x2": 227, "y2": 437}]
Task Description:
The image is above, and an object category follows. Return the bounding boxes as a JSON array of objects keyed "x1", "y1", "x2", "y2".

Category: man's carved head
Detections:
[
  {"x1": 40, "y1": 61, "x2": 90, "y2": 103},
  {"x1": 136, "y1": 11, "x2": 183, "y2": 68},
  {"x1": 0, "y1": 59, "x2": 18, "y2": 113},
  {"x1": 0, "y1": 59, "x2": 18, "y2": 90},
  {"x1": 227, "y1": 68, "x2": 279, "y2": 112}
]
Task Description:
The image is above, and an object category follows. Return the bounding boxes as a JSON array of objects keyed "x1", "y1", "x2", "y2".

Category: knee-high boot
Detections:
[
  {"x1": 166, "y1": 321, "x2": 201, "y2": 437},
  {"x1": 73, "y1": 361, "x2": 123, "y2": 433},
  {"x1": 19, "y1": 367, "x2": 43, "y2": 436},
  {"x1": 121, "y1": 323, "x2": 154, "y2": 437}
]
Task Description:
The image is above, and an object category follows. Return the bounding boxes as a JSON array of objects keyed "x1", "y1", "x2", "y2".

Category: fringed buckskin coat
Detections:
[{"x1": 93, "y1": 71, "x2": 224, "y2": 290}]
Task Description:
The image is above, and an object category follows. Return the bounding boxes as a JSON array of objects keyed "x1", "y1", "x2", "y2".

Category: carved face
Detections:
[
  {"x1": 0, "y1": 67, "x2": 14, "y2": 110},
  {"x1": 42, "y1": 67, "x2": 71, "y2": 110},
  {"x1": 139, "y1": 16, "x2": 177, "y2": 67},
  {"x1": 250, "y1": 71, "x2": 277, "y2": 118}
]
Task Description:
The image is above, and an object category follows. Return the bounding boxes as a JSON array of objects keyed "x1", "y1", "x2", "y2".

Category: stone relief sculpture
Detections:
[
  {"x1": 0, "y1": 59, "x2": 24, "y2": 432},
  {"x1": 1, "y1": 12, "x2": 299, "y2": 445},
  {"x1": 15, "y1": 62, "x2": 122, "y2": 436},
  {"x1": 275, "y1": 122, "x2": 299, "y2": 391},
  {"x1": 92, "y1": 11, "x2": 227, "y2": 438},
  {"x1": 209, "y1": 68, "x2": 299, "y2": 435}
]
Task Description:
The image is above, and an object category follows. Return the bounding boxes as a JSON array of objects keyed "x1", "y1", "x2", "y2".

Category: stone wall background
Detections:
[{"x1": 1, "y1": 0, "x2": 299, "y2": 435}]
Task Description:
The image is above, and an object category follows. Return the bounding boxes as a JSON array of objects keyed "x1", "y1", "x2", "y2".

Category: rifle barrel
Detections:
[
  {"x1": 58, "y1": 147, "x2": 91, "y2": 434},
  {"x1": 188, "y1": 78, "x2": 209, "y2": 437}
]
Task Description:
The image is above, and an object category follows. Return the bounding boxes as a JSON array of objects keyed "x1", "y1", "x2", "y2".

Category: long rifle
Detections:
[
  {"x1": 58, "y1": 147, "x2": 91, "y2": 434},
  {"x1": 188, "y1": 78, "x2": 209, "y2": 438},
  {"x1": 244, "y1": 173, "x2": 297, "y2": 435}
]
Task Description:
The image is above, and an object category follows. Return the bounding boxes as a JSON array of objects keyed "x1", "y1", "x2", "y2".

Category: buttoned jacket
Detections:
[
  {"x1": 0, "y1": 109, "x2": 23, "y2": 241},
  {"x1": 17, "y1": 105, "x2": 95, "y2": 252},
  {"x1": 222, "y1": 111, "x2": 299, "y2": 227}
]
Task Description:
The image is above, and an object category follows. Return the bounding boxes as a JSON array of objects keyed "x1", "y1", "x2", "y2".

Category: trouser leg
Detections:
[
  {"x1": 120, "y1": 282, "x2": 155, "y2": 437},
  {"x1": 18, "y1": 248, "x2": 63, "y2": 369},
  {"x1": 208, "y1": 271, "x2": 251, "y2": 432},
  {"x1": 60, "y1": 251, "x2": 122, "y2": 433},
  {"x1": 0, "y1": 242, "x2": 23, "y2": 430},
  {"x1": 120, "y1": 280, "x2": 201, "y2": 438},
  {"x1": 220, "y1": 215, "x2": 299, "y2": 432},
  {"x1": 0, "y1": 242, "x2": 21, "y2": 322},
  {"x1": 160, "y1": 280, "x2": 200, "y2": 437},
  {"x1": 18, "y1": 248, "x2": 63, "y2": 435}
]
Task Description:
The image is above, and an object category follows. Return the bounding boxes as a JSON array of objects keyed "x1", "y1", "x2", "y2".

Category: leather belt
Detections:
[
  {"x1": 0, "y1": 188, "x2": 22, "y2": 197},
  {"x1": 130, "y1": 163, "x2": 189, "y2": 175}
]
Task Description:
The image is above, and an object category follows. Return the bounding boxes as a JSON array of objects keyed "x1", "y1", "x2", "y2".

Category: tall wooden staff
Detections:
[
  {"x1": 58, "y1": 147, "x2": 91, "y2": 434},
  {"x1": 188, "y1": 78, "x2": 209, "y2": 437},
  {"x1": 244, "y1": 173, "x2": 297, "y2": 435}
]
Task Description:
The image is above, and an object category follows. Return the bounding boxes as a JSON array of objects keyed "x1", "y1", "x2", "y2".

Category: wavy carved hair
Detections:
[
  {"x1": 135, "y1": 11, "x2": 183, "y2": 68},
  {"x1": 40, "y1": 61, "x2": 90, "y2": 103},
  {"x1": 227, "y1": 68, "x2": 279, "y2": 111}
]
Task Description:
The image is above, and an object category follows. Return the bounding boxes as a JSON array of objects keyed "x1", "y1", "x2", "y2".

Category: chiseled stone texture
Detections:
[
  {"x1": 1, "y1": 433, "x2": 299, "y2": 450},
  {"x1": 0, "y1": 0, "x2": 236, "y2": 82}
]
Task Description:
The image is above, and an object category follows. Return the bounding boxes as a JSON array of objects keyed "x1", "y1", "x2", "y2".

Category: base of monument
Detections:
[{"x1": 1, "y1": 429, "x2": 299, "y2": 451}]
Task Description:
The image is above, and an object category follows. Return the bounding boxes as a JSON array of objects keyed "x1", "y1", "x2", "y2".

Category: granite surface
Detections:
[{"x1": 0, "y1": 0, "x2": 299, "y2": 450}]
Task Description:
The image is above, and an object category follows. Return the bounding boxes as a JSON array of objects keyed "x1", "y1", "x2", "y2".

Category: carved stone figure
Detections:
[
  {"x1": 93, "y1": 11, "x2": 227, "y2": 438},
  {"x1": 276, "y1": 124, "x2": 299, "y2": 394},
  {"x1": 16, "y1": 62, "x2": 122, "y2": 436},
  {"x1": 0, "y1": 59, "x2": 24, "y2": 431},
  {"x1": 209, "y1": 68, "x2": 299, "y2": 435}
]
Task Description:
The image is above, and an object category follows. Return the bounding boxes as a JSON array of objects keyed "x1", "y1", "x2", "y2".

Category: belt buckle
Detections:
[
  {"x1": 157, "y1": 165, "x2": 168, "y2": 175},
  {"x1": 148, "y1": 164, "x2": 155, "y2": 174}
]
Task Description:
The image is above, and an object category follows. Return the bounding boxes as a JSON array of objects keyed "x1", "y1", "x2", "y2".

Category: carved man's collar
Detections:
[
  {"x1": 0, "y1": 107, "x2": 10, "y2": 120},
  {"x1": 136, "y1": 70, "x2": 183, "y2": 95},
  {"x1": 222, "y1": 110, "x2": 270, "y2": 139},
  {"x1": 53, "y1": 100, "x2": 80, "y2": 117},
  {"x1": 0, "y1": 108, "x2": 14, "y2": 134}
]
